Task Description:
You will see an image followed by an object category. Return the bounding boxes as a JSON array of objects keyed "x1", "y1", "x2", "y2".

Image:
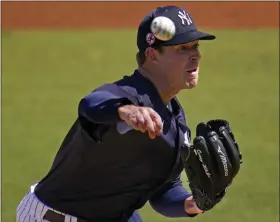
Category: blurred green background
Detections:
[{"x1": 2, "y1": 29, "x2": 279, "y2": 222}]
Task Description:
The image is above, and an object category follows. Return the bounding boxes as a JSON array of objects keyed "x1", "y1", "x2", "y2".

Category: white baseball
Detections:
[{"x1": 150, "y1": 16, "x2": 176, "y2": 41}]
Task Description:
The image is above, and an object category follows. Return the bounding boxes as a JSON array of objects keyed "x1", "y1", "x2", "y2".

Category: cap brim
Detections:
[{"x1": 162, "y1": 30, "x2": 216, "y2": 46}]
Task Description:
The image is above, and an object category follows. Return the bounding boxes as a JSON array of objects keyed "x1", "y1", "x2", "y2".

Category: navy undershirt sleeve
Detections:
[
  {"x1": 149, "y1": 175, "x2": 195, "y2": 218},
  {"x1": 78, "y1": 85, "x2": 135, "y2": 124}
]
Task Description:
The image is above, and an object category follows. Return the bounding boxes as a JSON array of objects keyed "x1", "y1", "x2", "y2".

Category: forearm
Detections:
[{"x1": 150, "y1": 184, "x2": 193, "y2": 218}]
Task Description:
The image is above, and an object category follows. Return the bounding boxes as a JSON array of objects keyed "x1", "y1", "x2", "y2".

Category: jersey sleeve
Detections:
[{"x1": 78, "y1": 84, "x2": 138, "y2": 124}]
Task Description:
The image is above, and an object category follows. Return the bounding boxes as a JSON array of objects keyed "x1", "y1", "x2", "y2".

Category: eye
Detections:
[
  {"x1": 177, "y1": 46, "x2": 189, "y2": 52},
  {"x1": 192, "y1": 43, "x2": 200, "y2": 49},
  {"x1": 177, "y1": 44, "x2": 199, "y2": 52}
]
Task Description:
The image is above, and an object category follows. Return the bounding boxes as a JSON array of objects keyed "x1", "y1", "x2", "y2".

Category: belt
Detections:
[{"x1": 43, "y1": 209, "x2": 90, "y2": 222}]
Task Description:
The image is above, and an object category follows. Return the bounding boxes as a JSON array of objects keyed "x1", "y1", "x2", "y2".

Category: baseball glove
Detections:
[{"x1": 181, "y1": 119, "x2": 242, "y2": 212}]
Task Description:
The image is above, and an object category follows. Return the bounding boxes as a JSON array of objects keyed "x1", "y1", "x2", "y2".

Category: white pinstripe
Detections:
[{"x1": 16, "y1": 184, "x2": 77, "y2": 222}]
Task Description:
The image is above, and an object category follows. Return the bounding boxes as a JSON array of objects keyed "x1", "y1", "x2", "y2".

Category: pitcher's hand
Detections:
[{"x1": 118, "y1": 105, "x2": 163, "y2": 139}]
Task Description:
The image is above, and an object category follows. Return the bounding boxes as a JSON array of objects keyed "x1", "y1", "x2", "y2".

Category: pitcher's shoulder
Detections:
[{"x1": 115, "y1": 76, "x2": 153, "y2": 107}]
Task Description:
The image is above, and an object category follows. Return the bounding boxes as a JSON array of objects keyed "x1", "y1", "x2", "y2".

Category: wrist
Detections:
[
  {"x1": 184, "y1": 196, "x2": 204, "y2": 216},
  {"x1": 117, "y1": 104, "x2": 137, "y2": 120},
  {"x1": 117, "y1": 104, "x2": 129, "y2": 120}
]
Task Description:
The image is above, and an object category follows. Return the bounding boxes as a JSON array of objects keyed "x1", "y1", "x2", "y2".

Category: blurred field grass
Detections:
[{"x1": 2, "y1": 29, "x2": 279, "y2": 222}]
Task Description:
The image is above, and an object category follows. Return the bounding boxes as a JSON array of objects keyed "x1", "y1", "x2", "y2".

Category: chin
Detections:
[
  {"x1": 186, "y1": 85, "x2": 196, "y2": 89},
  {"x1": 185, "y1": 80, "x2": 198, "y2": 89}
]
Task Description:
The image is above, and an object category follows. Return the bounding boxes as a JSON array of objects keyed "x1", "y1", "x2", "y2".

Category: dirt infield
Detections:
[{"x1": 1, "y1": 2, "x2": 279, "y2": 29}]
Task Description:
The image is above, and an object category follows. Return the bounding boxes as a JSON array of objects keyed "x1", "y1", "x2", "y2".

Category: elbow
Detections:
[
  {"x1": 78, "y1": 97, "x2": 90, "y2": 117},
  {"x1": 78, "y1": 94, "x2": 123, "y2": 124},
  {"x1": 78, "y1": 97, "x2": 99, "y2": 121}
]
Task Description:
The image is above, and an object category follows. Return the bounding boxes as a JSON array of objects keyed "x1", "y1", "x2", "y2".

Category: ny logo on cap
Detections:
[
  {"x1": 146, "y1": 33, "x2": 155, "y2": 46},
  {"x1": 178, "y1": 10, "x2": 193, "y2": 26}
]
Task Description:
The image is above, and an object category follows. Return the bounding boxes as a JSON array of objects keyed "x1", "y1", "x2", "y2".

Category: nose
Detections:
[{"x1": 190, "y1": 51, "x2": 201, "y2": 62}]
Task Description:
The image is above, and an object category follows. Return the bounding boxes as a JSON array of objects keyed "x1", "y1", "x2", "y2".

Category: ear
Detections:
[{"x1": 145, "y1": 48, "x2": 159, "y2": 64}]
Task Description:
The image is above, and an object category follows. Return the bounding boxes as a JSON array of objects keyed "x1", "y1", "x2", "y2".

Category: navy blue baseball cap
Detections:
[{"x1": 137, "y1": 5, "x2": 216, "y2": 52}]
